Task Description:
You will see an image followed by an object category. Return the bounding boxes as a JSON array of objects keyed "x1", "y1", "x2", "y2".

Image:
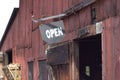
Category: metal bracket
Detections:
[{"x1": 32, "y1": 14, "x2": 66, "y2": 23}]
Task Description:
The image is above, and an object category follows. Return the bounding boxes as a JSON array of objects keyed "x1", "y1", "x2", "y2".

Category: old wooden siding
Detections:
[
  {"x1": 0, "y1": 0, "x2": 120, "y2": 80},
  {"x1": 109, "y1": 17, "x2": 120, "y2": 80},
  {"x1": 102, "y1": 17, "x2": 120, "y2": 80},
  {"x1": 2, "y1": 0, "x2": 120, "y2": 50}
]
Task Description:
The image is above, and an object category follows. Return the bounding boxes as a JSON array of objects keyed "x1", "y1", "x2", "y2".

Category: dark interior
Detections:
[
  {"x1": 79, "y1": 34, "x2": 102, "y2": 80},
  {"x1": 6, "y1": 49, "x2": 12, "y2": 64}
]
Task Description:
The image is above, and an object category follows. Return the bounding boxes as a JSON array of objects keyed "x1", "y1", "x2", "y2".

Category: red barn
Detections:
[{"x1": 0, "y1": 0, "x2": 120, "y2": 80}]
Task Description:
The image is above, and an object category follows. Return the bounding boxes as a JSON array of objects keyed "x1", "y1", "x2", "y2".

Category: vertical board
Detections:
[
  {"x1": 117, "y1": 0, "x2": 120, "y2": 15},
  {"x1": 102, "y1": 17, "x2": 120, "y2": 80},
  {"x1": 52, "y1": 64, "x2": 70, "y2": 80},
  {"x1": 14, "y1": 15, "x2": 19, "y2": 47},
  {"x1": 79, "y1": 7, "x2": 91, "y2": 28},
  {"x1": 19, "y1": 0, "x2": 27, "y2": 48},
  {"x1": 95, "y1": 0, "x2": 106, "y2": 21},
  {"x1": 16, "y1": 49, "x2": 27, "y2": 80},
  {"x1": 110, "y1": 17, "x2": 120, "y2": 80},
  {"x1": 102, "y1": 18, "x2": 113, "y2": 80},
  {"x1": 1, "y1": 0, "x2": 120, "y2": 80},
  {"x1": 32, "y1": 0, "x2": 40, "y2": 30},
  {"x1": 32, "y1": 29, "x2": 40, "y2": 59},
  {"x1": 62, "y1": 0, "x2": 69, "y2": 41},
  {"x1": 25, "y1": 0, "x2": 33, "y2": 48},
  {"x1": 45, "y1": 0, "x2": 53, "y2": 23}
]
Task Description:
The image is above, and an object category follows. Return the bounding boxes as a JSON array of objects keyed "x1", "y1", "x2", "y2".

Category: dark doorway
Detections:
[
  {"x1": 6, "y1": 49, "x2": 12, "y2": 65},
  {"x1": 78, "y1": 34, "x2": 102, "y2": 80}
]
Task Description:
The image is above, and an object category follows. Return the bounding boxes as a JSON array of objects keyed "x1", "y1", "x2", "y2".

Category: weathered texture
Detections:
[
  {"x1": 102, "y1": 17, "x2": 120, "y2": 80},
  {"x1": 0, "y1": 0, "x2": 120, "y2": 80}
]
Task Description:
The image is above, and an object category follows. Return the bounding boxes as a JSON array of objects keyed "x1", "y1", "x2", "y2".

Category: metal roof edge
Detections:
[{"x1": 0, "y1": 8, "x2": 19, "y2": 50}]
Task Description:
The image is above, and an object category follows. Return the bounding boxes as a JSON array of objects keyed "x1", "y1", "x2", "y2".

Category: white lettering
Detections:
[
  {"x1": 50, "y1": 29, "x2": 54, "y2": 38},
  {"x1": 46, "y1": 30, "x2": 51, "y2": 38},
  {"x1": 45, "y1": 27, "x2": 64, "y2": 39},
  {"x1": 54, "y1": 28, "x2": 59, "y2": 37},
  {"x1": 58, "y1": 27, "x2": 64, "y2": 36}
]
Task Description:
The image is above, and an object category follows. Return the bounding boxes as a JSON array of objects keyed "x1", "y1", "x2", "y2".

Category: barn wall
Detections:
[
  {"x1": 2, "y1": 0, "x2": 120, "y2": 52},
  {"x1": 102, "y1": 17, "x2": 120, "y2": 80},
  {"x1": 1, "y1": 0, "x2": 120, "y2": 80}
]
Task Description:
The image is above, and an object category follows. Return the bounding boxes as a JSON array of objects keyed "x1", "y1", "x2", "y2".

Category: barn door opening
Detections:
[{"x1": 78, "y1": 34, "x2": 102, "y2": 80}]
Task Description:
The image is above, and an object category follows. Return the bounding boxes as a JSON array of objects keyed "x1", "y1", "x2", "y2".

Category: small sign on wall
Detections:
[
  {"x1": 96, "y1": 22, "x2": 103, "y2": 34},
  {"x1": 39, "y1": 20, "x2": 65, "y2": 44},
  {"x1": 79, "y1": 26, "x2": 90, "y2": 37}
]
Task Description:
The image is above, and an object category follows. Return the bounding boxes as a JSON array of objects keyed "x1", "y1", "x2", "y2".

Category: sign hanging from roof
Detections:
[{"x1": 39, "y1": 20, "x2": 65, "y2": 44}]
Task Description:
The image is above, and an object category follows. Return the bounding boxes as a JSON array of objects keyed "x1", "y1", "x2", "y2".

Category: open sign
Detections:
[{"x1": 39, "y1": 20, "x2": 65, "y2": 44}]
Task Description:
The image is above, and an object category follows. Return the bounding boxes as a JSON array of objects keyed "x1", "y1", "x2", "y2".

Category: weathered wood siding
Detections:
[
  {"x1": 102, "y1": 17, "x2": 120, "y2": 80},
  {"x1": 0, "y1": 0, "x2": 120, "y2": 80}
]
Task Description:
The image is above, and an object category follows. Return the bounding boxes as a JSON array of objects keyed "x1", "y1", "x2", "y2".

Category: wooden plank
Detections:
[
  {"x1": 111, "y1": 17, "x2": 120, "y2": 80},
  {"x1": 53, "y1": 0, "x2": 57, "y2": 15},
  {"x1": 57, "y1": 0, "x2": 63, "y2": 14},
  {"x1": 32, "y1": 0, "x2": 40, "y2": 30},
  {"x1": 45, "y1": 0, "x2": 54, "y2": 23},
  {"x1": 62, "y1": 0, "x2": 69, "y2": 41},
  {"x1": 24, "y1": 0, "x2": 33, "y2": 48},
  {"x1": 102, "y1": 17, "x2": 119, "y2": 80},
  {"x1": 117, "y1": 0, "x2": 120, "y2": 15},
  {"x1": 79, "y1": 7, "x2": 91, "y2": 28}
]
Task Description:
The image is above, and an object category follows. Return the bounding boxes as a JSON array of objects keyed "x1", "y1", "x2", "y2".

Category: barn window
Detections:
[
  {"x1": 38, "y1": 60, "x2": 47, "y2": 80},
  {"x1": 47, "y1": 43, "x2": 69, "y2": 65},
  {"x1": 28, "y1": 61, "x2": 34, "y2": 80},
  {"x1": 5, "y1": 49, "x2": 13, "y2": 65}
]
